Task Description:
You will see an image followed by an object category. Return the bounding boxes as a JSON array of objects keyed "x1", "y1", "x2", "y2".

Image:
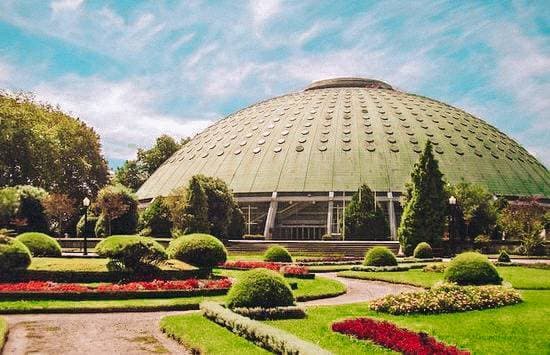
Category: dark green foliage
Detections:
[
  {"x1": 231, "y1": 306, "x2": 306, "y2": 320},
  {"x1": 363, "y1": 246, "x2": 397, "y2": 266},
  {"x1": 413, "y1": 242, "x2": 433, "y2": 259},
  {"x1": 0, "y1": 93, "x2": 109, "y2": 202},
  {"x1": 264, "y1": 245, "x2": 292, "y2": 262},
  {"x1": 167, "y1": 233, "x2": 227, "y2": 268},
  {"x1": 0, "y1": 187, "x2": 19, "y2": 226},
  {"x1": 226, "y1": 268, "x2": 295, "y2": 308},
  {"x1": 183, "y1": 176, "x2": 210, "y2": 234},
  {"x1": 444, "y1": 252, "x2": 502, "y2": 285},
  {"x1": 13, "y1": 185, "x2": 49, "y2": 234},
  {"x1": 76, "y1": 214, "x2": 98, "y2": 237},
  {"x1": 95, "y1": 185, "x2": 139, "y2": 237},
  {"x1": 15, "y1": 232, "x2": 62, "y2": 257},
  {"x1": 398, "y1": 142, "x2": 448, "y2": 255},
  {"x1": 227, "y1": 206, "x2": 245, "y2": 239},
  {"x1": 498, "y1": 249, "x2": 511, "y2": 263},
  {"x1": 0, "y1": 235, "x2": 32, "y2": 272},
  {"x1": 140, "y1": 198, "x2": 172, "y2": 237},
  {"x1": 95, "y1": 235, "x2": 168, "y2": 273},
  {"x1": 344, "y1": 183, "x2": 389, "y2": 239}
]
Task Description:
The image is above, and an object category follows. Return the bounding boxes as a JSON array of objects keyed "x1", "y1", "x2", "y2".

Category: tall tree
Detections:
[
  {"x1": 398, "y1": 142, "x2": 448, "y2": 255},
  {"x1": 96, "y1": 184, "x2": 135, "y2": 236},
  {"x1": 182, "y1": 176, "x2": 210, "y2": 234},
  {"x1": 0, "y1": 92, "x2": 109, "y2": 201},
  {"x1": 43, "y1": 193, "x2": 77, "y2": 237},
  {"x1": 344, "y1": 183, "x2": 389, "y2": 240}
]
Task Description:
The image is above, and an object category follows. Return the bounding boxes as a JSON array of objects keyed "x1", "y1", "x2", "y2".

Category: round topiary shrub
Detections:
[
  {"x1": 444, "y1": 252, "x2": 502, "y2": 285},
  {"x1": 413, "y1": 242, "x2": 433, "y2": 259},
  {"x1": 498, "y1": 249, "x2": 511, "y2": 263},
  {"x1": 363, "y1": 246, "x2": 397, "y2": 266},
  {"x1": 167, "y1": 233, "x2": 227, "y2": 268},
  {"x1": 95, "y1": 235, "x2": 167, "y2": 273},
  {"x1": 0, "y1": 235, "x2": 32, "y2": 272},
  {"x1": 263, "y1": 245, "x2": 292, "y2": 263},
  {"x1": 15, "y1": 232, "x2": 62, "y2": 257},
  {"x1": 226, "y1": 268, "x2": 295, "y2": 308}
]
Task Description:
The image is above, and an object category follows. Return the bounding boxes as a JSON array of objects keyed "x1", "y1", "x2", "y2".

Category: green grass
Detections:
[
  {"x1": 307, "y1": 264, "x2": 355, "y2": 272},
  {"x1": 339, "y1": 266, "x2": 550, "y2": 289},
  {"x1": 0, "y1": 317, "x2": 7, "y2": 350},
  {"x1": 267, "y1": 290, "x2": 549, "y2": 355},
  {"x1": 161, "y1": 313, "x2": 270, "y2": 355},
  {"x1": 28, "y1": 257, "x2": 196, "y2": 272}
]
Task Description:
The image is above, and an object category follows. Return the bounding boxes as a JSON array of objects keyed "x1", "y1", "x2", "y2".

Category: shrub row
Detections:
[
  {"x1": 351, "y1": 264, "x2": 423, "y2": 272},
  {"x1": 332, "y1": 317, "x2": 469, "y2": 355},
  {"x1": 370, "y1": 283, "x2": 522, "y2": 315},
  {"x1": 200, "y1": 302, "x2": 331, "y2": 355},
  {"x1": 397, "y1": 257, "x2": 443, "y2": 264},
  {"x1": 231, "y1": 306, "x2": 306, "y2": 320}
]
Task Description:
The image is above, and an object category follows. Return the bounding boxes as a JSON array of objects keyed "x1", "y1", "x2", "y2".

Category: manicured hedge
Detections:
[
  {"x1": 226, "y1": 269, "x2": 294, "y2": 309},
  {"x1": 0, "y1": 236, "x2": 32, "y2": 272},
  {"x1": 200, "y1": 301, "x2": 331, "y2": 355},
  {"x1": 444, "y1": 252, "x2": 502, "y2": 285},
  {"x1": 363, "y1": 246, "x2": 397, "y2": 266},
  {"x1": 96, "y1": 235, "x2": 167, "y2": 273},
  {"x1": 264, "y1": 245, "x2": 292, "y2": 262},
  {"x1": 16, "y1": 232, "x2": 62, "y2": 257},
  {"x1": 231, "y1": 305, "x2": 306, "y2": 320},
  {"x1": 351, "y1": 264, "x2": 423, "y2": 272},
  {"x1": 167, "y1": 233, "x2": 227, "y2": 268},
  {"x1": 413, "y1": 242, "x2": 433, "y2": 259}
]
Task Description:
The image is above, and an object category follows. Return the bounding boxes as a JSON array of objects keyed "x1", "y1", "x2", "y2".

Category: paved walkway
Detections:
[{"x1": 2, "y1": 274, "x2": 419, "y2": 355}]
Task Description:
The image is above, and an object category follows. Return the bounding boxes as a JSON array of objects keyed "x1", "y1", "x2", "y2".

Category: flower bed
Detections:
[
  {"x1": 370, "y1": 283, "x2": 522, "y2": 315},
  {"x1": 221, "y1": 261, "x2": 313, "y2": 278},
  {"x1": 332, "y1": 317, "x2": 469, "y2": 354},
  {"x1": 0, "y1": 279, "x2": 232, "y2": 300}
]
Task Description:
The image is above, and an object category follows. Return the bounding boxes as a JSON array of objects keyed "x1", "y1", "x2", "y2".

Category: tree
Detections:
[
  {"x1": 14, "y1": 185, "x2": 49, "y2": 234},
  {"x1": 344, "y1": 183, "x2": 389, "y2": 239},
  {"x1": 498, "y1": 197, "x2": 547, "y2": 255},
  {"x1": 182, "y1": 176, "x2": 210, "y2": 234},
  {"x1": 96, "y1": 185, "x2": 136, "y2": 236},
  {"x1": 43, "y1": 193, "x2": 77, "y2": 237},
  {"x1": 0, "y1": 92, "x2": 109, "y2": 201},
  {"x1": 115, "y1": 134, "x2": 189, "y2": 191},
  {"x1": 164, "y1": 186, "x2": 189, "y2": 233},
  {"x1": 398, "y1": 142, "x2": 448, "y2": 255},
  {"x1": 0, "y1": 187, "x2": 19, "y2": 227},
  {"x1": 140, "y1": 198, "x2": 173, "y2": 237}
]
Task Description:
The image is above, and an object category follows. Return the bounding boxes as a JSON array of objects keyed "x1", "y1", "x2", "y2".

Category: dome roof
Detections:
[{"x1": 137, "y1": 77, "x2": 550, "y2": 200}]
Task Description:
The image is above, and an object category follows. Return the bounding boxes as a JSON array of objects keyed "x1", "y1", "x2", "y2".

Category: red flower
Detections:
[
  {"x1": 332, "y1": 318, "x2": 470, "y2": 355},
  {"x1": 222, "y1": 261, "x2": 309, "y2": 276}
]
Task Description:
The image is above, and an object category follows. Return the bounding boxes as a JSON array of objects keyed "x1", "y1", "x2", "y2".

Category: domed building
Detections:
[{"x1": 137, "y1": 78, "x2": 550, "y2": 240}]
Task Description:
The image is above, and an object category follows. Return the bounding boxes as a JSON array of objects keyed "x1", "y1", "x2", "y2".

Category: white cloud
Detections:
[
  {"x1": 50, "y1": 0, "x2": 83, "y2": 13},
  {"x1": 250, "y1": 0, "x2": 281, "y2": 29},
  {"x1": 0, "y1": 60, "x2": 12, "y2": 84}
]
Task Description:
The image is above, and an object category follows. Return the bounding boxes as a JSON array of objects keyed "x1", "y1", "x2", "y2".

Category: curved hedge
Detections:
[
  {"x1": 16, "y1": 232, "x2": 62, "y2": 257},
  {"x1": 167, "y1": 233, "x2": 227, "y2": 268},
  {"x1": 363, "y1": 246, "x2": 397, "y2": 266},
  {"x1": 0, "y1": 235, "x2": 32, "y2": 272},
  {"x1": 413, "y1": 242, "x2": 433, "y2": 259},
  {"x1": 264, "y1": 245, "x2": 292, "y2": 263},
  {"x1": 226, "y1": 268, "x2": 295, "y2": 308},
  {"x1": 95, "y1": 235, "x2": 167, "y2": 273},
  {"x1": 444, "y1": 252, "x2": 502, "y2": 285}
]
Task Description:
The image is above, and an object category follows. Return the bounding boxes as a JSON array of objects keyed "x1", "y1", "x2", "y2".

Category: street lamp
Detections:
[
  {"x1": 449, "y1": 196, "x2": 457, "y2": 205},
  {"x1": 82, "y1": 197, "x2": 90, "y2": 256},
  {"x1": 448, "y1": 196, "x2": 457, "y2": 254}
]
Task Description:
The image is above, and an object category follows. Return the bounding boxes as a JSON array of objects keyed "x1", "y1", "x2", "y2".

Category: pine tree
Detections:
[
  {"x1": 183, "y1": 176, "x2": 210, "y2": 234},
  {"x1": 398, "y1": 141, "x2": 448, "y2": 255},
  {"x1": 344, "y1": 183, "x2": 389, "y2": 239}
]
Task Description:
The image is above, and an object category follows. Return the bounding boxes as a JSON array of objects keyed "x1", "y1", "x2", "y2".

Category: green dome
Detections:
[{"x1": 137, "y1": 78, "x2": 549, "y2": 199}]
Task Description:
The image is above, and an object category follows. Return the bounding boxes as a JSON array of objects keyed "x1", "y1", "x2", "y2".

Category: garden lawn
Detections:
[
  {"x1": 0, "y1": 317, "x2": 7, "y2": 350},
  {"x1": 268, "y1": 290, "x2": 549, "y2": 355},
  {"x1": 29, "y1": 257, "x2": 196, "y2": 271},
  {"x1": 161, "y1": 313, "x2": 270, "y2": 355},
  {"x1": 338, "y1": 266, "x2": 550, "y2": 289}
]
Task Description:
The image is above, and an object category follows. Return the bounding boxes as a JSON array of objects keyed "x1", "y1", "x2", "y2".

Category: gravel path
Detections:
[{"x1": 1, "y1": 274, "x2": 419, "y2": 354}]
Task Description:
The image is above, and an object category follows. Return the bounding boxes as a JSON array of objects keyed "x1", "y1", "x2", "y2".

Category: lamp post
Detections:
[
  {"x1": 448, "y1": 196, "x2": 457, "y2": 253},
  {"x1": 82, "y1": 197, "x2": 90, "y2": 256}
]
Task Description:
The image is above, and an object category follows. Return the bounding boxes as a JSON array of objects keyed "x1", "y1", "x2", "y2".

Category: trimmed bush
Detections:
[
  {"x1": 363, "y1": 246, "x2": 397, "y2": 266},
  {"x1": 413, "y1": 242, "x2": 433, "y2": 259},
  {"x1": 0, "y1": 235, "x2": 32, "y2": 272},
  {"x1": 95, "y1": 235, "x2": 167, "y2": 273},
  {"x1": 16, "y1": 232, "x2": 62, "y2": 257},
  {"x1": 76, "y1": 214, "x2": 98, "y2": 238},
  {"x1": 167, "y1": 233, "x2": 227, "y2": 268},
  {"x1": 232, "y1": 305, "x2": 306, "y2": 320},
  {"x1": 200, "y1": 302, "x2": 330, "y2": 355},
  {"x1": 498, "y1": 249, "x2": 511, "y2": 263},
  {"x1": 242, "y1": 234, "x2": 265, "y2": 240},
  {"x1": 444, "y1": 252, "x2": 502, "y2": 285},
  {"x1": 263, "y1": 245, "x2": 292, "y2": 263},
  {"x1": 226, "y1": 268, "x2": 294, "y2": 308}
]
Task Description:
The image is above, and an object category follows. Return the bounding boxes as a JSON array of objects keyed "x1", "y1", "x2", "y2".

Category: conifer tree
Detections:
[
  {"x1": 344, "y1": 183, "x2": 389, "y2": 239},
  {"x1": 183, "y1": 176, "x2": 210, "y2": 234},
  {"x1": 398, "y1": 141, "x2": 447, "y2": 255}
]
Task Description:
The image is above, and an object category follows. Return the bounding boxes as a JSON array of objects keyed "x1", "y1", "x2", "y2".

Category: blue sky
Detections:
[{"x1": 0, "y1": 0, "x2": 548, "y2": 168}]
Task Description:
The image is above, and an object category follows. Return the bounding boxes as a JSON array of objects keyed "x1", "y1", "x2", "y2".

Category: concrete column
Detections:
[
  {"x1": 263, "y1": 192, "x2": 278, "y2": 240},
  {"x1": 388, "y1": 198, "x2": 397, "y2": 240},
  {"x1": 326, "y1": 191, "x2": 334, "y2": 236}
]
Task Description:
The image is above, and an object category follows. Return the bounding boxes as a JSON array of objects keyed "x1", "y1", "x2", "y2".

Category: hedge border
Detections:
[
  {"x1": 0, "y1": 287, "x2": 229, "y2": 301},
  {"x1": 351, "y1": 264, "x2": 426, "y2": 272},
  {"x1": 232, "y1": 305, "x2": 306, "y2": 320},
  {"x1": 200, "y1": 301, "x2": 331, "y2": 355},
  {"x1": 283, "y1": 273, "x2": 315, "y2": 279},
  {"x1": 397, "y1": 258, "x2": 442, "y2": 264}
]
